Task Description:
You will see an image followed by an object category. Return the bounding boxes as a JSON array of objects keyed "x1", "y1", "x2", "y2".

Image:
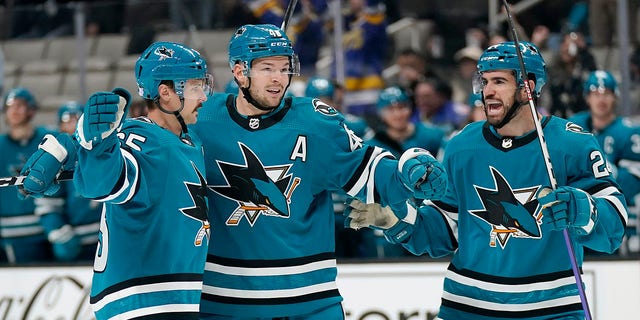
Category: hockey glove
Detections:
[
  {"x1": 76, "y1": 87, "x2": 131, "y2": 151},
  {"x1": 398, "y1": 148, "x2": 447, "y2": 200},
  {"x1": 537, "y1": 186, "x2": 598, "y2": 235},
  {"x1": 19, "y1": 133, "x2": 77, "y2": 199},
  {"x1": 48, "y1": 224, "x2": 81, "y2": 261},
  {"x1": 344, "y1": 199, "x2": 417, "y2": 243}
]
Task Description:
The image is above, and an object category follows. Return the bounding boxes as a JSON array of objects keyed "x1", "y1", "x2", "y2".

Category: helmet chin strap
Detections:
[
  {"x1": 154, "y1": 98, "x2": 189, "y2": 134},
  {"x1": 240, "y1": 76, "x2": 291, "y2": 112}
]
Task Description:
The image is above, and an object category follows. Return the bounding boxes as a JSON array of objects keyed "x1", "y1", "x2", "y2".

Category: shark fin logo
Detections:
[
  {"x1": 469, "y1": 166, "x2": 543, "y2": 248},
  {"x1": 180, "y1": 161, "x2": 210, "y2": 246},
  {"x1": 210, "y1": 143, "x2": 301, "y2": 226}
]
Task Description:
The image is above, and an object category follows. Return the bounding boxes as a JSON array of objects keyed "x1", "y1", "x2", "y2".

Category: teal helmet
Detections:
[
  {"x1": 584, "y1": 70, "x2": 618, "y2": 96},
  {"x1": 228, "y1": 24, "x2": 300, "y2": 76},
  {"x1": 474, "y1": 41, "x2": 547, "y2": 97},
  {"x1": 377, "y1": 86, "x2": 409, "y2": 111},
  {"x1": 468, "y1": 91, "x2": 484, "y2": 108},
  {"x1": 135, "y1": 41, "x2": 212, "y2": 100},
  {"x1": 3, "y1": 87, "x2": 37, "y2": 111},
  {"x1": 58, "y1": 101, "x2": 84, "y2": 123},
  {"x1": 305, "y1": 76, "x2": 335, "y2": 98}
]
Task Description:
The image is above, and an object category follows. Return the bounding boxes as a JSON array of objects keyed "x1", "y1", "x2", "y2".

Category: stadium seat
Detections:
[
  {"x1": 92, "y1": 34, "x2": 131, "y2": 62},
  {"x1": 190, "y1": 29, "x2": 234, "y2": 56},
  {"x1": 154, "y1": 31, "x2": 190, "y2": 46},
  {"x1": 18, "y1": 73, "x2": 64, "y2": 110},
  {"x1": 1, "y1": 38, "x2": 48, "y2": 65},
  {"x1": 45, "y1": 36, "x2": 95, "y2": 66},
  {"x1": 111, "y1": 69, "x2": 139, "y2": 98}
]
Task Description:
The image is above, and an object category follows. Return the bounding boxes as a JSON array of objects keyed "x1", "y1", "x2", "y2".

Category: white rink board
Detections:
[{"x1": 0, "y1": 260, "x2": 638, "y2": 320}]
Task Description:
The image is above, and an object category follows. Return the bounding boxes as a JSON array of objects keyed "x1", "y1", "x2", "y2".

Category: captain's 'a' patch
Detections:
[{"x1": 312, "y1": 99, "x2": 338, "y2": 116}]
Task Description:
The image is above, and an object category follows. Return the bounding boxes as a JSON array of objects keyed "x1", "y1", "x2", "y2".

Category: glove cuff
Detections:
[
  {"x1": 383, "y1": 220, "x2": 414, "y2": 244},
  {"x1": 39, "y1": 134, "x2": 68, "y2": 163}
]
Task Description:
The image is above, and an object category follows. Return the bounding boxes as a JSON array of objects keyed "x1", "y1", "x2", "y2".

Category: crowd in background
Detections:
[{"x1": 1, "y1": 0, "x2": 640, "y2": 264}]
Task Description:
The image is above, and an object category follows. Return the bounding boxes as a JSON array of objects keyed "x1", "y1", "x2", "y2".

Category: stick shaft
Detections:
[
  {"x1": 0, "y1": 170, "x2": 74, "y2": 188},
  {"x1": 281, "y1": 0, "x2": 299, "y2": 32},
  {"x1": 500, "y1": 1, "x2": 592, "y2": 319}
]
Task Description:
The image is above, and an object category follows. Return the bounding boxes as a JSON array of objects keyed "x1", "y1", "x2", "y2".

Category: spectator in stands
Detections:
[
  {"x1": 450, "y1": 45, "x2": 483, "y2": 106},
  {"x1": 10, "y1": 0, "x2": 74, "y2": 39},
  {"x1": 589, "y1": 0, "x2": 639, "y2": 48},
  {"x1": 413, "y1": 77, "x2": 470, "y2": 134},
  {"x1": 244, "y1": 0, "x2": 328, "y2": 75},
  {"x1": 338, "y1": 0, "x2": 388, "y2": 117},
  {"x1": 386, "y1": 48, "x2": 444, "y2": 103},
  {"x1": 545, "y1": 31, "x2": 597, "y2": 118},
  {"x1": 0, "y1": 87, "x2": 55, "y2": 264}
]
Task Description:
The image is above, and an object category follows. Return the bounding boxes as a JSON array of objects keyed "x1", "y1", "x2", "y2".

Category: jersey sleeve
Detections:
[
  {"x1": 73, "y1": 121, "x2": 141, "y2": 204},
  {"x1": 302, "y1": 98, "x2": 414, "y2": 209},
  {"x1": 397, "y1": 139, "x2": 461, "y2": 257}
]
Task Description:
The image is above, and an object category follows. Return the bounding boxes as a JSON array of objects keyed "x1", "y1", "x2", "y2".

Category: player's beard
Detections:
[{"x1": 251, "y1": 86, "x2": 283, "y2": 110}]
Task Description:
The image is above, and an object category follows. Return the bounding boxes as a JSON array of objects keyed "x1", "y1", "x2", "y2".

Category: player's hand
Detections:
[
  {"x1": 18, "y1": 133, "x2": 77, "y2": 199},
  {"x1": 344, "y1": 199, "x2": 416, "y2": 243},
  {"x1": 76, "y1": 88, "x2": 131, "y2": 150},
  {"x1": 537, "y1": 186, "x2": 598, "y2": 235},
  {"x1": 398, "y1": 148, "x2": 447, "y2": 200},
  {"x1": 49, "y1": 224, "x2": 81, "y2": 261}
]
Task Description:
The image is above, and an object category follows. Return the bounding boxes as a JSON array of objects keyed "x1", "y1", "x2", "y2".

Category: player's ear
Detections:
[
  {"x1": 233, "y1": 64, "x2": 247, "y2": 88},
  {"x1": 158, "y1": 84, "x2": 172, "y2": 101}
]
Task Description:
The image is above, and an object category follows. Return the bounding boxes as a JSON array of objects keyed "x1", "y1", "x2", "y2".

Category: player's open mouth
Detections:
[{"x1": 485, "y1": 102, "x2": 503, "y2": 115}]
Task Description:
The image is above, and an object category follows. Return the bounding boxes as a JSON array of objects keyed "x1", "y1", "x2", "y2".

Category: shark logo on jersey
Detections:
[
  {"x1": 469, "y1": 166, "x2": 543, "y2": 248},
  {"x1": 180, "y1": 161, "x2": 210, "y2": 246},
  {"x1": 312, "y1": 99, "x2": 338, "y2": 116},
  {"x1": 210, "y1": 143, "x2": 301, "y2": 226}
]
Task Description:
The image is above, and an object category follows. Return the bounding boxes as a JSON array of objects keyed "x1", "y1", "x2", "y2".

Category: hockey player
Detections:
[
  {"x1": 191, "y1": 24, "x2": 447, "y2": 319},
  {"x1": 17, "y1": 25, "x2": 447, "y2": 319},
  {"x1": 19, "y1": 41, "x2": 213, "y2": 319},
  {"x1": 0, "y1": 87, "x2": 55, "y2": 263},
  {"x1": 568, "y1": 70, "x2": 640, "y2": 255},
  {"x1": 345, "y1": 42, "x2": 628, "y2": 319},
  {"x1": 368, "y1": 85, "x2": 445, "y2": 158}
]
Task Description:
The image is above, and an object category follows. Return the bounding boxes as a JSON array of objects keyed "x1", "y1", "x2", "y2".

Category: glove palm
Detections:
[{"x1": 344, "y1": 199, "x2": 417, "y2": 243}]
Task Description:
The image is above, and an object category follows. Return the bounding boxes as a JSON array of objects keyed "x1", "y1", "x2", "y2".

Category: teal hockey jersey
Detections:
[
  {"x1": 192, "y1": 93, "x2": 415, "y2": 317},
  {"x1": 74, "y1": 117, "x2": 210, "y2": 320},
  {"x1": 0, "y1": 126, "x2": 55, "y2": 263},
  {"x1": 400, "y1": 117, "x2": 627, "y2": 319}
]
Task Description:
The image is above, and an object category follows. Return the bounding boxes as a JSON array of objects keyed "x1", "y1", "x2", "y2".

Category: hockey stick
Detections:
[
  {"x1": 280, "y1": 0, "x2": 299, "y2": 32},
  {"x1": 0, "y1": 170, "x2": 74, "y2": 188},
  {"x1": 500, "y1": 1, "x2": 592, "y2": 319}
]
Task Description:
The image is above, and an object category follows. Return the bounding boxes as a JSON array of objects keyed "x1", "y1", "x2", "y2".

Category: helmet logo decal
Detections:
[{"x1": 154, "y1": 46, "x2": 174, "y2": 60}]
